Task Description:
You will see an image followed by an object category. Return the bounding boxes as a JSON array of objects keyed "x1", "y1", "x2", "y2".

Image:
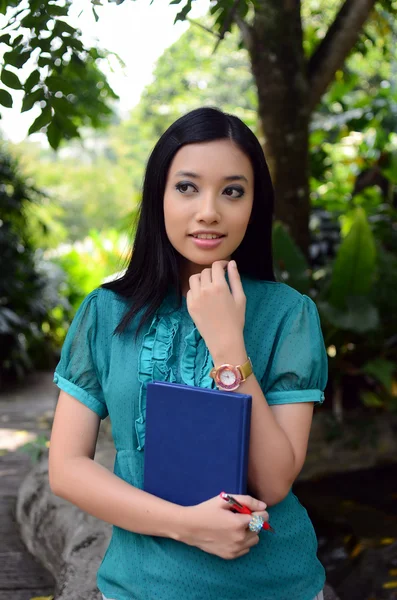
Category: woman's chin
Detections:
[{"x1": 181, "y1": 254, "x2": 230, "y2": 268}]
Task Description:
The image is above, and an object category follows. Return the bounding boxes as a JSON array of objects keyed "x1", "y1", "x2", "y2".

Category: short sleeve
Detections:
[
  {"x1": 262, "y1": 295, "x2": 328, "y2": 406},
  {"x1": 53, "y1": 289, "x2": 108, "y2": 419}
]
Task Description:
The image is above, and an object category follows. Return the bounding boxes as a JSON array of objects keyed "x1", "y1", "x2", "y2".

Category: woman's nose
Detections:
[{"x1": 196, "y1": 195, "x2": 220, "y2": 223}]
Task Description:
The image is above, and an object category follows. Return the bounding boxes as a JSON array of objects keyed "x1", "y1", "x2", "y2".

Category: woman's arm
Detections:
[
  {"x1": 49, "y1": 390, "x2": 268, "y2": 559},
  {"x1": 49, "y1": 391, "x2": 187, "y2": 538},
  {"x1": 212, "y1": 346, "x2": 313, "y2": 506},
  {"x1": 187, "y1": 260, "x2": 314, "y2": 507}
]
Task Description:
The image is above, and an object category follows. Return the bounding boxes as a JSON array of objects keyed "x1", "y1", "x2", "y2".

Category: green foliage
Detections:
[
  {"x1": 319, "y1": 296, "x2": 380, "y2": 334},
  {"x1": 362, "y1": 358, "x2": 395, "y2": 393},
  {"x1": 0, "y1": 88, "x2": 13, "y2": 107},
  {"x1": 52, "y1": 229, "x2": 129, "y2": 311},
  {"x1": 14, "y1": 139, "x2": 138, "y2": 243},
  {"x1": 19, "y1": 434, "x2": 50, "y2": 463},
  {"x1": 0, "y1": 147, "x2": 72, "y2": 383},
  {"x1": 0, "y1": 0, "x2": 118, "y2": 148},
  {"x1": 303, "y1": 1, "x2": 397, "y2": 409},
  {"x1": 274, "y1": 209, "x2": 397, "y2": 412},
  {"x1": 309, "y1": 2, "x2": 397, "y2": 219},
  {"x1": 328, "y1": 207, "x2": 377, "y2": 309},
  {"x1": 0, "y1": 144, "x2": 128, "y2": 383},
  {"x1": 1, "y1": 68, "x2": 22, "y2": 89}
]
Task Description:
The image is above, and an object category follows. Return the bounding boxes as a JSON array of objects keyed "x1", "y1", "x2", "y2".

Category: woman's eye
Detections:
[
  {"x1": 224, "y1": 186, "x2": 245, "y2": 198},
  {"x1": 175, "y1": 182, "x2": 196, "y2": 194}
]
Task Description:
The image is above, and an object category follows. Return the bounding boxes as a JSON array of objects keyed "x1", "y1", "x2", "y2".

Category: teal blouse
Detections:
[{"x1": 53, "y1": 277, "x2": 328, "y2": 600}]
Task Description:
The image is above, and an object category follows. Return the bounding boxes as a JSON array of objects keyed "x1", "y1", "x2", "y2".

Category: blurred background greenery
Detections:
[{"x1": 0, "y1": 0, "x2": 396, "y2": 422}]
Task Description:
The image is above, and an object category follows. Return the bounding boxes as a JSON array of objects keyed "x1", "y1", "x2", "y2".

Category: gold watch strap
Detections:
[{"x1": 238, "y1": 357, "x2": 253, "y2": 381}]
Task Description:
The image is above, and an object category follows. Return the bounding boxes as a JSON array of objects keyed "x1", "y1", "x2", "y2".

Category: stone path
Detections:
[{"x1": 0, "y1": 371, "x2": 56, "y2": 600}]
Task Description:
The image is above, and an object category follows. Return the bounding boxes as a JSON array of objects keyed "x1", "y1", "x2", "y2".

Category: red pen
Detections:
[{"x1": 220, "y1": 492, "x2": 275, "y2": 533}]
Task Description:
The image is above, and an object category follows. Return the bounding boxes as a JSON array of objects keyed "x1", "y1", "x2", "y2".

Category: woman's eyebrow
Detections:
[
  {"x1": 223, "y1": 175, "x2": 249, "y2": 183},
  {"x1": 175, "y1": 170, "x2": 249, "y2": 183},
  {"x1": 175, "y1": 170, "x2": 200, "y2": 178}
]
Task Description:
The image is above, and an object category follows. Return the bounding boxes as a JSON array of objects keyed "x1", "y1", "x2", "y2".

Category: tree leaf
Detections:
[
  {"x1": 53, "y1": 19, "x2": 77, "y2": 37},
  {"x1": 16, "y1": 49, "x2": 31, "y2": 68},
  {"x1": 67, "y1": 37, "x2": 84, "y2": 52},
  {"x1": 51, "y1": 95, "x2": 74, "y2": 115},
  {"x1": 4, "y1": 48, "x2": 31, "y2": 68},
  {"x1": 0, "y1": 68, "x2": 22, "y2": 90},
  {"x1": 30, "y1": 37, "x2": 52, "y2": 53},
  {"x1": 318, "y1": 296, "x2": 379, "y2": 333},
  {"x1": 362, "y1": 358, "x2": 395, "y2": 392},
  {"x1": 174, "y1": 0, "x2": 193, "y2": 22},
  {"x1": 360, "y1": 391, "x2": 384, "y2": 408},
  {"x1": 28, "y1": 105, "x2": 52, "y2": 135},
  {"x1": 38, "y1": 55, "x2": 52, "y2": 68},
  {"x1": 329, "y1": 207, "x2": 376, "y2": 308},
  {"x1": 21, "y1": 88, "x2": 45, "y2": 112},
  {"x1": 45, "y1": 75, "x2": 74, "y2": 95},
  {"x1": 0, "y1": 88, "x2": 13, "y2": 108},
  {"x1": 69, "y1": 52, "x2": 85, "y2": 72},
  {"x1": 53, "y1": 112, "x2": 79, "y2": 137},
  {"x1": 0, "y1": 33, "x2": 11, "y2": 45},
  {"x1": 46, "y1": 119, "x2": 62, "y2": 150},
  {"x1": 24, "y1": 69, "x2": 40, "y2": 92},
  {"x1": 46, "y1": 3, "x2": 68, "y2": 16}
]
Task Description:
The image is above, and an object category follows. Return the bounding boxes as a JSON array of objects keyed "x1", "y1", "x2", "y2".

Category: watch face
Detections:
[
  {"x1": 220, "y1": 369, "x2": 237, "y2": 386},
  {"x1": 215, "y1": 365, "x2": 242, "y2": 391}
]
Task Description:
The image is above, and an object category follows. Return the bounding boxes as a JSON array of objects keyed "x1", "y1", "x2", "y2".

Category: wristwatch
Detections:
[{"x1": 209, "y1": 358, "x2": 253, "y2": 391}]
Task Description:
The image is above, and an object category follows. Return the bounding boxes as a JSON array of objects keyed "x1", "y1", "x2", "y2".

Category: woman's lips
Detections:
[{"x1": 189, "y1": 235, "x2": 225, "y2": 249}]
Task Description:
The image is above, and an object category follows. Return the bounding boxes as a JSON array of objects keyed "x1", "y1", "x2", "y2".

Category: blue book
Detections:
[{"x1": 144, "y1": 381, "x2": 252, "y2": 506}]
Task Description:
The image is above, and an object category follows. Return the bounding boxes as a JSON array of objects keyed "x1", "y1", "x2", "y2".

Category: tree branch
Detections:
[
  {"x1": 187, "y1": 18, "x2": 220, "y2": 40},
  {"x1": 235, "y1": 14, "x2": 253, "y2": 52},
  {"x1": 307, "y1": 0, "x2": 376, "y2": 113}
]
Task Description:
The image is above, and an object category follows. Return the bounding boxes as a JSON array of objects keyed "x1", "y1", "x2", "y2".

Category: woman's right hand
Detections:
[{"x1": 178, "y1": 494, "x2": 269, "y2": 560}]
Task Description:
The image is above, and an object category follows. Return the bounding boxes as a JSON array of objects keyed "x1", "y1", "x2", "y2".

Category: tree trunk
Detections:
[{"x1": 248, "y1": 1, "x2": 311, "y2": 255}]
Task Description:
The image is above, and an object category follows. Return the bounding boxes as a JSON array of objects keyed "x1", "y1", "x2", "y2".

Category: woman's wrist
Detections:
[
  {"x1": 210, "y1": 338, "x2": 247, "y2": 367},
  {"x1": 168, "y1": 505, "x2": 194, "y2": 543}
]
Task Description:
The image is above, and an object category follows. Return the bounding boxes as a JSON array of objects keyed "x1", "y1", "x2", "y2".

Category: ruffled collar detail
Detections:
[{"x1": 135, "y1": 299, "x2": 215, "y2": 450}]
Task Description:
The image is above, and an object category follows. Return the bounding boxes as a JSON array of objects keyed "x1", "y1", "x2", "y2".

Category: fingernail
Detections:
[
  {"x1": 230, "y1": 260, "x2": 237, "y2": 268},
  {"x1": 259, "y1": 501, "x2": 266, "y2": 510}
]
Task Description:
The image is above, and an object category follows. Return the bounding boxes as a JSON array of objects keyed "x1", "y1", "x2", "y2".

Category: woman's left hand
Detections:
[{"x1": 186, "y1": 260, "x2": 247, "y2": 362}]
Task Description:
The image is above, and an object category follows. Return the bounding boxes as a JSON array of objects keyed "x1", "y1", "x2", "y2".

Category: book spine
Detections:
[{"x1": 238, "y1": 398, "x2": 252, "y2": 493}]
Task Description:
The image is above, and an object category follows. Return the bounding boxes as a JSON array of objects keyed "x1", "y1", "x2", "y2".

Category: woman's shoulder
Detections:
[
  {"x1": 81, "y1": 286, "x2": 132, "y2": 324},
  {"x1": 242, "y1": 277, "x2": 312, "y2": 321}
]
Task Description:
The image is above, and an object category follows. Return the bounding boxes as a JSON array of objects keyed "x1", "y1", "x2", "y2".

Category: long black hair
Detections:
[{"x1": 102, "y1": 107, "x2": 276, "y2": 335}]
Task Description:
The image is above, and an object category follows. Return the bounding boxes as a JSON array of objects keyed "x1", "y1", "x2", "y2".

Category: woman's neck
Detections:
[{"x1": 179, "y1": 262, "x2": 205, "y2": 297}]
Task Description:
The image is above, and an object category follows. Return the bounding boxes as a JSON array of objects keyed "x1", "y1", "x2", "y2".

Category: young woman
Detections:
[{"x1": 49, "y1": 107, "x2": 327, "y2": 600}]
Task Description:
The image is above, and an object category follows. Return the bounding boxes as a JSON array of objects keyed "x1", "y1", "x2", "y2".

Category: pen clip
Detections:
[{"x1": 220, "y1": 492, "x2": 244, "y2": 510}]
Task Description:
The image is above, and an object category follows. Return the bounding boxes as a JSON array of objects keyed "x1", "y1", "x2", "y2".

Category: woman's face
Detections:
[{"x1": 163, "y1": 139, "x2": 254, "y2": 280}]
